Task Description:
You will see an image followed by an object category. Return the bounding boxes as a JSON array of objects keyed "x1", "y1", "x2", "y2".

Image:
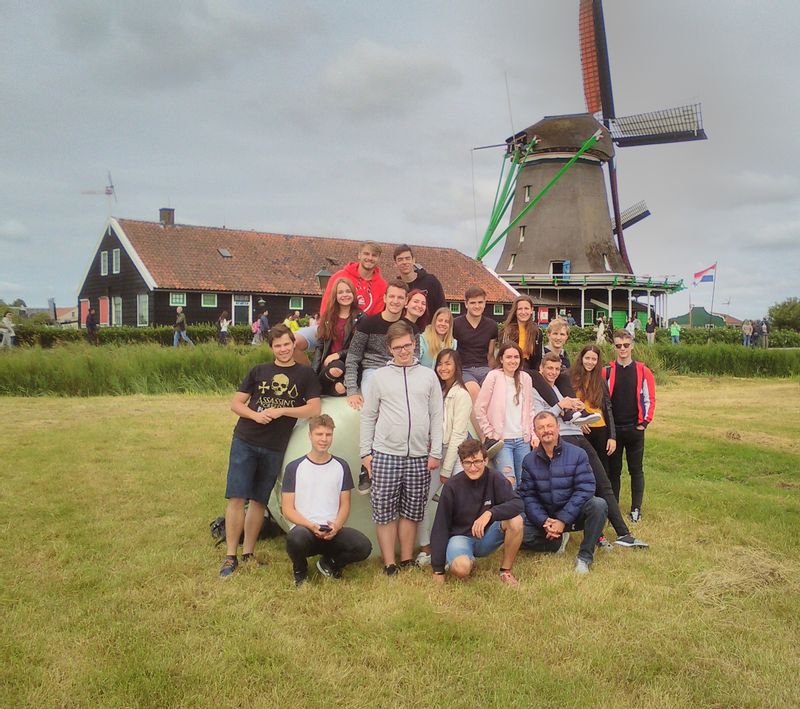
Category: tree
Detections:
[
  {"x1": 11, "y1": 298, "x2": 26, "y2": 308},
  {"x1": 768, "y1": 297, "x2": 800, "y2": 332}
]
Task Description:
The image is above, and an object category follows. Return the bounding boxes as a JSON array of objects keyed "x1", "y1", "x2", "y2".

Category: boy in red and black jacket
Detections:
[{"x1": 604, "y1": 329, "x2": 656, "y2": 523}]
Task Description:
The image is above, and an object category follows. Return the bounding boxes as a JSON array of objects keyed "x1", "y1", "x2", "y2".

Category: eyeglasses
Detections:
[
  {"x1": 614, "y1": 343, "x2": 632, "y2": 349},
  {"x1": 462, "y1": 459, "x2": 486, "y2": 468},
  {"x1": 391, "y1": 343, "x2": 414, "y2": 352}
]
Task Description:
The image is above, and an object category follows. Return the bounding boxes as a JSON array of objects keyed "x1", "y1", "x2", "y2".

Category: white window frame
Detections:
[
  {"x1": 111, "y1": 296, "x2": 122, "y2": 326},
  {"x1": 288, "y1": 296, "x2": 304, "y2": 311},
  {"x1": 493, "y1": 303, "x2": 505, "y2": 316},
  {"x1": 518, "y1": 225, "x2": 526, "y2": 244},
  {"x1": 100, "y1": 251, "x2": 108, "y2": 276},
  {"x1": 201, "y1": 293, "x2": 218, "y2": 308},
  {"x1": 449, "y1": 302, "x2": 461, "y2": 315},
  {"x1": 137, "y1": 294, "x2": 149, "y2": 327},
  {"x1": 169, "y1": 292, "x2": 187, "y2": 307},
  {"x1": 112, "y1": 248, "x2": 121, "y2": 274},
  {"x1": 524, "y1": 185, "x2": 531, "y2": 203}
]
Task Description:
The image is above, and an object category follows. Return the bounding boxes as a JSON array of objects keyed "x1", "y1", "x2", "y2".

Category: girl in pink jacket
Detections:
[{"x1": 475, "y1": 343, "x2": 536, "y2": 488}]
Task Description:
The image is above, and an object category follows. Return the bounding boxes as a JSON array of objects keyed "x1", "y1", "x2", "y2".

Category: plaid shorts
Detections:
[{"x1": 370, "y1": 452, "x2": 430, "y2": 525}]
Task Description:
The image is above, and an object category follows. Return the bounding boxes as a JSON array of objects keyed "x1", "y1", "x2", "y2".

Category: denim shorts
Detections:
[
  {"x1": 462, "y1": 366, "x2": 491, "y2": 386},
  {"x1": 295, "y1": 325, "x2": 319, "y2": 349},
  {"x1": 445, "y1": 521, "x2": 506, "y2": 564},
  {"x1": 225, "y1": 437, "x2": 283, "y2": 505}
]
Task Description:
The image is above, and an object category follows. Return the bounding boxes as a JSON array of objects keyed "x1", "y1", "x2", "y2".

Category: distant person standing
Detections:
[
  {"x1": 595, "y1": 315, "x2": 607, "y2": 345},
  {"x1": 283, "y1": 311, "x2": 301, "y2": 333},
  {"x1": 173, "y1": 306, "x2": 194, "y2": 347},
  {"x1": 625, "y1": 316, "x2": 637, "y2": 339},
  {"x1": 85, "y1": 307, "x2": 98, "y2": 345},
  {"x1": 761, "y1": 319, "x2": 769, "y2": 349},
  {"x1": 645, "y1": 316, "x2": 656, "y2": 346},
  {"x1": 741, "y1": 320, "x2": 753, "y2": 347},
  {"x1": 669, "y1": 321, "x2": 681, "y2": 344},
  {"x1": 0, "y1": 311, "x2": 15, "y2": 348},
  {"x1": 218, "y1": 311, "x2": 230, "y2": 345}
]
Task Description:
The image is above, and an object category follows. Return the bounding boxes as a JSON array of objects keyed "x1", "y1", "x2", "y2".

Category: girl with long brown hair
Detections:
[
  {"x1": 569, "y1": 344, "x2": 617, "y2": 473},
  {"x1": 501, "y1": 295, "x2": 543, "y2": 373},
  {"x1": 312, "y1": 276, "x2": 362, "y2": 395},
  {"x1": 475, "y1": 342, "x2": 535, "y2": 488}
]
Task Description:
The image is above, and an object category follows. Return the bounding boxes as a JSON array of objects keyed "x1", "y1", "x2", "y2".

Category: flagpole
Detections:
[{"x1": 709, "y1": 262, "x2": 718, "y2": 323}]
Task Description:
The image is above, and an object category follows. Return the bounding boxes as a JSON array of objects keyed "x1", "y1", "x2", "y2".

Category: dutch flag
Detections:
[{"x1": 693, "y1": 263, "x2": 716, "y2": 286}]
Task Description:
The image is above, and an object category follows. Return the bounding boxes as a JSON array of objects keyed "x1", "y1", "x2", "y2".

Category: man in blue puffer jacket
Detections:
[{"x1": 519, "y1": 411, "x2": 608, "y2": 574}]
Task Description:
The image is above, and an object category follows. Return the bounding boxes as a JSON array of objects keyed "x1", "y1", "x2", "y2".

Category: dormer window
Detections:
[{"x1": 218, "y1": 248, "x2": 232, "y2": 258}]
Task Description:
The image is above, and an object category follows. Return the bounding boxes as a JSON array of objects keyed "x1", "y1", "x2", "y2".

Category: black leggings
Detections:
[
  {"x1": 584, "y1": 425, "x2": 611, "y2": 476},
  {"x1": 318, "y1": 357, "x2": 347, "y2": 396}
]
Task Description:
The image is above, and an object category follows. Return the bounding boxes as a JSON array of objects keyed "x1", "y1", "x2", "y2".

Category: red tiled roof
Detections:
[{"x1": 116, "y1": 218, "x2": 516, "y2": 302}]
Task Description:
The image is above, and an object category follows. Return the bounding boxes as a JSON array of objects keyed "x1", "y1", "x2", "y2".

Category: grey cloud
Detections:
[
  {"x1": 0, "y1": 219, "x2": 30, "y2": 243},
  {"x1": 53, "y1": 1, "x2": 321, "y2": 91},
  {"x1": 322, "y1": 40, "x2": 461, "y2": 119},
  {"x1": 723, "y1": 171, "x2": 800, "y2": 207},
  {"x1": 742, "y1": 220, "x2": 800, "y2": 251}
]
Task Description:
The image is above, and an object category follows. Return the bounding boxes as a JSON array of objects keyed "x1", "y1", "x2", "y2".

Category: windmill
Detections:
[
  {"x1": 81, "y1": 171, "x2": 117, "y2": 216},
  {"x1": 477, "y1": 0, "x2": 706, "y2": 329}
]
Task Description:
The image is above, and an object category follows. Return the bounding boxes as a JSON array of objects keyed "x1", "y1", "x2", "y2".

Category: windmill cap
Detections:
[{"x1": 510, "y1": 113, "x2": 614, "y2": 161}]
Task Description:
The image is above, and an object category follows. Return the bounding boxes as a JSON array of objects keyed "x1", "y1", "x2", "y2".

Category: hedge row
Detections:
[
  {"x1": 0, "y1": 343, "x2": 274, "y2": 396},
  {"x1": 653, "y1": 343, "x2": 800, "y2": 378},
  {"x1": 562, "y1": 325, "x2": 800, "y2": 347},
  {"x1": 13, "y1": 324, "x2": 258, "y2": 347}
]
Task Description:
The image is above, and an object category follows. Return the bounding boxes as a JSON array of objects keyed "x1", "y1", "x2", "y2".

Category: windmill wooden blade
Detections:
[
  {"x1": 579, "y1": 0, "x2": 615, "y2": 120},
  {"x1": 613, "y1": 201, "x2": 651, "y2": 233},
  {"x1": 609, "y1": 104, "x2": 708, "y2": 147}
]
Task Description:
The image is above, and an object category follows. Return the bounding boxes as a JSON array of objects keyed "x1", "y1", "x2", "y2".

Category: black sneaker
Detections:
[
  {"x1": 629, "y1": 508, "x2": 642, "y2": 523},
  {"x1": 294, "y1": 570, "x2": 308, "y2": 588},
  {"x1": 399, "y1": 558, "x2": 419, "y2": 571},
  {"x1": 484, "y1": 438, "x2": 504, "y2": 459},
  {"x1": 316, "y1": 557, "x2": 343, "y2": 579},
  {"x1": 241, "y1": 553, "x2": 262, "y2": 566},
  {"x1": 384, "y1": 563, "x2": 399, "y2": 576},
  {"x1": 219, "y1": 555, "x2": 238, "y2": 578},
  {"x1": 615, "y1": 534, "x2": 649, "y2": 548},
  {"x1": 358, "y1": 466, "x2": 371, "y2": 495}
]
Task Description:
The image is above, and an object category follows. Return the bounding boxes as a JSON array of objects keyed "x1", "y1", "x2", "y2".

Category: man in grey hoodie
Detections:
[{"x1": 360, "y1": 320, "x2": 444, "y2": 575}]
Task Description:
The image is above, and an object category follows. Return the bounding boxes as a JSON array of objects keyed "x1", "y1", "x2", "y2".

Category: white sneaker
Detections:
[
  {"x1": 575, "y1": 558, "x2": 591, "y2": 575},
  {"x1": 415, "y1": 551, "x2": 432, "y2": 566},
  {"x1": 571, "y1": 411, "x2": 602, "y2": 426},
  {"x1": 556, "y1": 532, "x2": 570, "y2": 555}
]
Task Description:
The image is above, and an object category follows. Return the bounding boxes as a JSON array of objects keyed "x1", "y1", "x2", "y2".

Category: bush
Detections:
[
  {"x1": 655, "y1": 344, "x2": 800, "y2": 377},
  {"x1": 0, "y1": 343, "x2": 275, "y2": 396}
]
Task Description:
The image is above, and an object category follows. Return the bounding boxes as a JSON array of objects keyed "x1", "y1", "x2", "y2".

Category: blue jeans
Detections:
[
  {"x1": 522, "y1": 496, "x2": 608, "y2": 563},
  {"x1": 494, "y1": 437, "x2": 531, "y2": 488},
  {"x1": 742, "y1": 335, "x2": 751, "y2": 346},
  {"x1": 671, "y1": 335, "x2": 679, "y2": 344},
  {"x1": 445, "y1": 521, "x2": 506, "y2": 564},
  {"x1": 173, "y1": 330, "x2": 194, "y2": 347}
]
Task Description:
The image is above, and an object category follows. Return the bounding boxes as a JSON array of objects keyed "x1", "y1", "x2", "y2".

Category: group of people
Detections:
[
  {"x1": 217, "y1": 241, "x2": 656, "y2": 585},
  {"x1": 0, "y1": 311, "x2": 15, "y2": 348},
  {"x1": 741, "y1": 319, "x2": 770, "y2": 348}
]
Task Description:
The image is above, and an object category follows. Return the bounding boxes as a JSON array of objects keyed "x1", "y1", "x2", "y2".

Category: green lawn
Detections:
[{"x1": 2, "y1": 377, "x2": 799, "y2": 708}]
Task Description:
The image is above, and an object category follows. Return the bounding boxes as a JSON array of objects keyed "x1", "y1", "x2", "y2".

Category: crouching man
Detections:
[
  {"x1": 281, "y1": 414, "x2": 372, "y2": 587},
  {"x1": 430, "y1": 439, "x2": 524, "y2": 586},
  {"x1": 519, "y1": 411, "x2": 608, "y2": 574}
]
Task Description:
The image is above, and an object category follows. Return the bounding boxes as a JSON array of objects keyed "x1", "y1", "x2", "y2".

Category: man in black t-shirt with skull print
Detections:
[{"x1": 219, "y1": 323, "x2": 321, "y2": 578}]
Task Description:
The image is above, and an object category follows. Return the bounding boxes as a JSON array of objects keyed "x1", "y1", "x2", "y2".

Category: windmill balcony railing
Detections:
[{"x1": 502, "y1": 272, "x2": 685, "y2": 291}]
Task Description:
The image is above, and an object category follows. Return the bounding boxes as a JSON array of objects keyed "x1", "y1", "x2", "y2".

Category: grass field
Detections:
[{"x1": 2, "y1": 376, "x2": 799, "y2": 708}]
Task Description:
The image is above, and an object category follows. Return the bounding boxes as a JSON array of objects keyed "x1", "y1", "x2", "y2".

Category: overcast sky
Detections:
[{"x1": 2, "y1": 0, "x2": 798, "y2": 319}]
